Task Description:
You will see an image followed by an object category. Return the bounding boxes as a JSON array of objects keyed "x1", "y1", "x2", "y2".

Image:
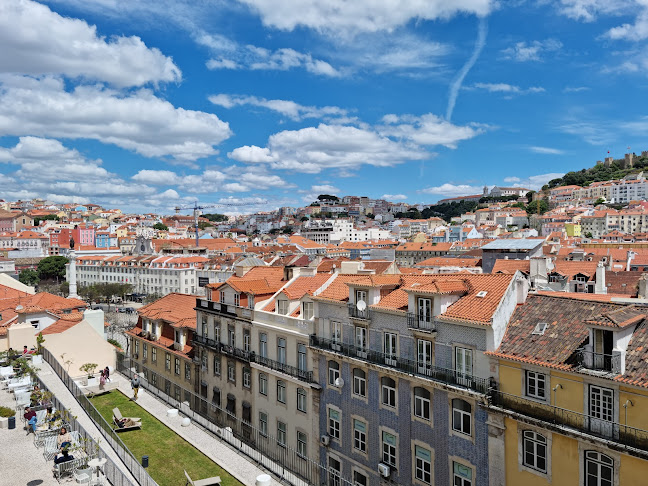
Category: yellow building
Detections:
[
  {"x1": 564, "y1": 222, "x2": 581, "y2": 237},
  {"x1": 488, "y1": 293, "x2": 648, "y2": 485}
]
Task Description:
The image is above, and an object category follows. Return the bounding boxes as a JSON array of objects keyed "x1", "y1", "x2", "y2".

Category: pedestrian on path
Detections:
[{"x1": 131, "y1": 373, "x2": 140, "y2": 400}]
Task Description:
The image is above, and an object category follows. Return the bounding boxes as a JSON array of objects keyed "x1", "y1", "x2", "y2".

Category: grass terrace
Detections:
[{"x1": 90, "y1": 390, "x2": 242, "y2": 486}]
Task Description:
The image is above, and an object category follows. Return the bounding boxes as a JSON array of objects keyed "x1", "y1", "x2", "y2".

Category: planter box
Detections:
[
  {"x1": 31, "y1": 355, "x2": 43, "y2": 365},
  {"x1": 0, "y1": 416, "x2": 9, "y2": 429},
  {"x1": 87, "y1": 377, "x2": 98, "y2": 387}
]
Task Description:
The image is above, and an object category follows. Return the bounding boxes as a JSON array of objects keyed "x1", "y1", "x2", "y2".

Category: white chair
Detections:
[
  {"x1": 15, "y1": 391, "x2": 30, "y2": 413},
  {"x1": 8, "y1": 376, "x2": 30, "y2": 391}
]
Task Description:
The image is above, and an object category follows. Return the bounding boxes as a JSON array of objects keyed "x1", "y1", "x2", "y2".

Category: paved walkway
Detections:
[
  {"x1": 115, "y1": 379, "x2": 282, "y2": 486},
  {"x1": 0, "y1": 384, "x2": 61, "y2": 486},
  {"x1": 37, "y1": 363, "x2": 138, "y2": 485}
]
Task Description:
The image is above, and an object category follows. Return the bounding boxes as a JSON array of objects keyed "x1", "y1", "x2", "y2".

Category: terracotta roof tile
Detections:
[
  {"x1": 137, "y1": 293, "x2": 198, "y2": 329},
  {"x1": 491, "y1": 259, "x2": 530, "y2": 274},
  {"x1": 280, "y1": 274, "x2": 331, "y2": 300}
]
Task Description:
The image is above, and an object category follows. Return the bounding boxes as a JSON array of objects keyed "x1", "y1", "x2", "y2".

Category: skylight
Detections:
[
  {"x1": 476, "y1": 291, "x2": 488, "y2": 298},
  {"x1": 532, "y1": 322, "x2": 548, "y2": 335}
]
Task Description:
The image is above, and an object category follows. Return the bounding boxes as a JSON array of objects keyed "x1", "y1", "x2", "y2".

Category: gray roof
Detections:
[
  {"x1": 235, "y1": 256, "x2": 267, "y2": 267},
  {"x1": 481, "y1": 239, "x2": 544, "y2": 250}
]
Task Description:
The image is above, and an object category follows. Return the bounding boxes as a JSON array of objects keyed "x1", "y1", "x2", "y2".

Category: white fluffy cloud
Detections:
[
  {"x1": 237, "y1": 0, "x2": 493, "y2": 35},
  {"x1": 198, "y1": 33, "x2": 341, "y2": 77},
  {"x1": 506, "y1": 173, "x2": 566, "y2": 191},
  {"x1": 229, "y1": 123, "x2": 430, "y2": 173},
  {"x1": 311, "y1": 184, "x2": 340, "y2": 194},
  {"x1": 470, "y1": 83, "x2": 545, "y2": 94},
  {"x1": 209, "y1": 94, "x2": 348, "y2": 121},
  {"x1": 0, "y1": 75, "x2": 231, "y2": 162},
  {"x1": 529, "y1": 146, "x2": 565, "y2": 155},
  {"x1": 382, "y1": 194, "x2": 407, "y2": 200},
  {"x1": 420, "y1": 183, "x2": 482, "y2": 196},
  {"x1": 0, "y1": 0, "x2": 181, "y2": 87},
  {"x1": 500, "y1": 39, "x2": 563, "y2": 62},
  {"x1": 557, "y1": 0, "x2": 637, "y2": 22},
  {"x1": 379, "y1": 114, "x2": 484, "y2": 148}
]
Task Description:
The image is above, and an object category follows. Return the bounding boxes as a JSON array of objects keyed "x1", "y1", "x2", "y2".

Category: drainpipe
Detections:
[
  {"x1": 552, "y1": 384, "x2": 562, "y2": 406},
  {"x1": 623, "y1": 399, "x2": 633, "y2": 430}
]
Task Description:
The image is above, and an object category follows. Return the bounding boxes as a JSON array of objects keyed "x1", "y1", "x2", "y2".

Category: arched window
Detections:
[
  {"x1": 381, "y1": 377, "x2": 396, "y2": 407},
  {"x1": 414, "y1": 387, "x2": 431, "y2": 420},
  {"x1": 352, "y1": 368, "x2": 366, "y2": 397},
  {"x1": 452, "y1": 398, "x2": 471, "y2": 436},
  {"x1": 328, "y1": 361, "x2": 340, "y2": 385},
  {"x1": 584, "y1": 451, "x2": 613, "y2": 486},
  {"x1": 522, "y1": 430, "x2": 547, "y2": 472}
]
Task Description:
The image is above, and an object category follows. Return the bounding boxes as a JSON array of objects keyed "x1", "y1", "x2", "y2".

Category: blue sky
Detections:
[{"x1": 1, "y1": 0, "x2": 648, "y2": 214}]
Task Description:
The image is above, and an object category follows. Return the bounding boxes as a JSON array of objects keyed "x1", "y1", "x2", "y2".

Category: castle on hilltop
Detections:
[{"x1": 596, "y1": 150, "x2": 648, "y2": 169}]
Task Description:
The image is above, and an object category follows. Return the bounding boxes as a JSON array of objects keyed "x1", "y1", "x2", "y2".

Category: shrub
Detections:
[
  {"x1": 107, "y1": 339, "x2": 122, "y2": 350},
  {"x1": 0, "y1": 406, "x2": 15, "y2": 417}
]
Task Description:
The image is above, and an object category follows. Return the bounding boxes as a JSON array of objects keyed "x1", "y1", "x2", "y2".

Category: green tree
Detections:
[
  {"x1": 300, "y1": 216, "x2": 309, "y2": 222},
  {"x1": 18, "y1": 269, "x2": 39, "y2": 286},
  {"x1": 281, "y1": 226, "x2": 293, "y2": 234},
  {"x1": 584, "y1": 232, "x2": 593, "y2": 238},
  {"x1": 594, "y1": 197, "x2": 606, "y2": 205},
  {"x1": 153, "y1": 222, "x2": 168, "y2": 231},
  {"x1": 34, "y1": 214, "x2": 60, "y2": 226},
  {"x1": 317, "y1": 194, "x2": 339, "y2": 202},
  {"x1": 37, "y1": 256, "x2": 69, "y2": 281},
  {"x1": 203, "y1": 213, "x2": 228, "y2": 222},
  {"x1": 525, "y1": 200, "x2": 549, "y2": 215}
]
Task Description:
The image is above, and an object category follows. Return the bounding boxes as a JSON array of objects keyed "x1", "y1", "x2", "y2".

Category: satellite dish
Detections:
[
  {"x1": 356, "y1": 300, "x2": 367, "y2": 311},
  {"x1": 334, "y1": 377, "x2": 344, "y2": 387}
]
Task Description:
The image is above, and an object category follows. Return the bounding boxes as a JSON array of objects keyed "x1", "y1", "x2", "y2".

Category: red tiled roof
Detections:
[
  {"x1": 491, "y1": 259, "x2": 531, "y2": 274},
  {"x1": 137, "y1": 293, "x2": 198, "y2": 329},
  {"x1": 280, "y1": 274, "x2": 331, "y2": 300}
]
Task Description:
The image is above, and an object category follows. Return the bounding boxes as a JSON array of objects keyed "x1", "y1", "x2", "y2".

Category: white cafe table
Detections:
[{"x1": 88, "y1": 457, "x2": 107, "y2": 485}]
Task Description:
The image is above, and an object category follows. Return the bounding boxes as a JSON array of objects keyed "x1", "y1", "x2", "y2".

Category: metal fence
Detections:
[
  {"x1": 489, "y1": 389, "x2": 648, "y2": 451},
  {"x1": 118, "y1": 353, "x2": 354, "y2": 486},
  {"x1": 41, "y1": 348, "x2": 157, "y2": 486}
]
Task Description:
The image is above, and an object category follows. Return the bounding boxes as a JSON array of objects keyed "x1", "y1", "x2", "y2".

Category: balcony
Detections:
[
  {"x1": 489, "y1": 390, "x2": 648, "y2": 451},
  {"x1": 309, "y1": 334, "x2": 488, "y2": 394},
  {"x1": 407, "y1": 312, "x2": 436, "y2": 332},
  {"x1": 574, "y1": 348, "x2": 621, "y2": 374},
  {"x1": 254, "y1": 309, "x2": 314, "y2": 333},
  {"x1": 193, "y1": 334, "x2": 312, "y2": 382},
  {"x1": 196, "y1": 298, "x2": 254, "y2": 321},
  {"x1": 348, "y1": 302, "x2": 371, "y2": 320}
]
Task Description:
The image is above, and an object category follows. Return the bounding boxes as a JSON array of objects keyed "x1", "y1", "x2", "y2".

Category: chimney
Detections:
[
  {"x1": 595, "y1": 261, "x2": 606, "y2": 294},
  {"x1": 627, "y1": 250, "x2": 637, "y2": 271},
  {"x1": 639, "y1": 274, "x2": 648, "y2": 299}
]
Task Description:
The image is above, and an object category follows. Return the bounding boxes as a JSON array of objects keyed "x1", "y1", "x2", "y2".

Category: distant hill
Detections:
[{"x1": 545, "y1": 153, "x2": 648, "y2": 189}]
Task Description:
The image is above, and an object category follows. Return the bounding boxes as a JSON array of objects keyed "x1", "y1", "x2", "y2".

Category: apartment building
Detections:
[
  {"x1": 192, "y1": 265, "x2": 329, "y2": 481},
  {"x1": 310, "y1": 272, "x2": 528, "y2": 486},
  {"x1": 394, "y1": 242, "x2": 453, "y2": 266},
  {"x1": 487, "y1": 294, "x2": 648, "y2": 485},
  {"x1": 68, "y1": 254, "x2": 210, "y2": 296},
  {"x1": 127, "y1": 293, "x2": 198, "y2": 404}
]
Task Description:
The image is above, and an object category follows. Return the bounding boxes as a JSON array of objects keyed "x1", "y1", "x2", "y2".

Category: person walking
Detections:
[
  {"x1": 131, "y1": 373, "x2": 140, "y2": 400},
  {"x1": 104, "y1": 366, "x2": 110, "y2": 382}
]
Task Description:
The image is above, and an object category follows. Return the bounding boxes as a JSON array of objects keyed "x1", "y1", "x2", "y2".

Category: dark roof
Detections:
[
  {"x1": 618, "y1": 321, "x2": 648, "y2": 387},
  {"x1": 605, "y1": 271, "x2": 643, "y2": 296},
  {"x1": 489, "y1": 294, "x2": 627, "y2": 370}
]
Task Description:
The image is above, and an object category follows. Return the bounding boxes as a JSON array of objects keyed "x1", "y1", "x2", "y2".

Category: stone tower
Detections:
[{"x1": 68, "y1": 250, "x2": 79, "y2": 299}]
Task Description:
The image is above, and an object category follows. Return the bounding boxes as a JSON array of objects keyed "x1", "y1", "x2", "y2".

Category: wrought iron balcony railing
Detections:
[{"x1": 407, "y1": 312, "x2": 436, "y2": 331}]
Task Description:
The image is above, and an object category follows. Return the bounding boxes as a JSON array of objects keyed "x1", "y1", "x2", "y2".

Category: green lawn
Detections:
[{"x1": 90, "y1": 390, "x2": 242, "y2": 486}]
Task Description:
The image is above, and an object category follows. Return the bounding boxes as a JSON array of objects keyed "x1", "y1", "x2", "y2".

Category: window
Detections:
[
  {"x1": 219, "y1": 291, "x2": 225, "y2": 303},
  {"x1": 259, "y1": 373, "x2": 268, "y2": 395},
  {"x1": 382, "y1": 431, "x2": 396, "y2": 466},
  {"x1": 174, "y1": 357, "x2": 180, "y2": 375},
  {"x1": 152, "y1": 347, "x2": 157, "y2": 363},
  {"x1": 330, "y1": 321, "x2": 342, "y2": 342},
  {"x1": 355, "y1": 326, "x2": 367, "y2": 352},
  {"x1": 297, "y1": 343, "x2": 307, "y2": 371},
  {"x1": 303, "y1": 301, "x2": 314, "y2": 319},
  {"x1": 452, "y1": 399, "x2": 472, "y2": 436},
  {"x1": 143, "y1": 343, "x2": 148, "y2": 359},
  {"x1": 213, "y1": 355, "x2": 221, "y2": 376},
  {"x1": 277, "y1": 338, "x2": 287, "y2": 364},
  {"x1": 202, "y1": 316, "x2": 208, "y2": 336},
  {"x1": 243, "y1": 330, "x2": 250, "y2": 352},
  {"x1": 134, "y1": 340, "x2": 139, "y2": 355},
  {"x1": 277, "y1": 299, "x2": 289, "y2": 315},
  {"x1": 453, "y1": 461, "x2": 473, "y2": 486},
  {"x1": 353, "y1": 470, "x2": 368, "y2": 486},
  {"x1": 522, "y1": 431, "x2": 547, "y2": 473},
  {"x1": 234, "y1": 293, "x2": 240, "y2": 306},
  {"x1": 328, "y1": 408, "x2": 340, "y2": 439},
  {"x1": 381, "y1": 377, "x2": 396, "y2": 408},
  {"x1": 228, "y1": 326, "x2": 235, "y2": 347},
  {"x1": 277, "y1": 380, "x2": 286, "y2": 403},
  {"x1": 585, "y1": 451, "x2": 613, "y2": 486},
  {"x1": 277, "y1": 421, "x2": 287, "y2": 447},
  {"x1": 384, "y1": 332, "x2": 397, "y2": 365},
  {"x1": 415, "y1": 445, "x2": 432, "y2": 484},
  {"x1": 355, "y1": 289, "x2": 367, "y2": 304},
  {"x1": 329, "y1": 361, "x2": 340, "y2": 385},
  {"x1": 212, "y1": 387, "x2": 220, "y2": 407},
  {"x1": 259, "y1": 333, "x2": 268, "y2": 358},
  {"x1": 455, "y1": 347, "x2": 473, "y2": 386},
  {"x1": 353, "y1": 368, "x2": 366, "y2": 397},
  {"x1": 174, "y1": 385, "x2": 181, "y2": 401},
  {"x1": 329, "y1": 457, "x2": 342, "y2": 486},
  {"x1": 417, "y1": 297, "x2": 432, "y2": 322},
  {"x1": 414, "y1": 387, "x2": 431, "y2": 421},
  {"x1": 297, "y1": 431, "x2": 307, "y2": 458},
  {"x1": 526, "y1": 371, "x2": 546, "y2": 400},
  {"x1": 259, "y1": 412, "x2": 268, "y2": 436},
  {"x1": 243, "y1": 368, "x2": 251, "y2": 388},
  {"x1": 151, "y1": 372, "x2": 157, "y2": 387},
  {"x1": 589, "y1": 385, "x2": 614, "y2": 437},
  {"x1": 213, "y1": 322, "x2": 220, "y2": 343},
  {"x1": 185, "y1": 363, "x2": 191, "y2": 381},
  {"x1": 353, "y1": 419, "x2": 366, "y2": 452},
  {"x1": 297, "y1": 388, "x2": 306, "y2": 412},
  {"x1": 165, "y1": 353, "x2": 171, "y2": 371},
  {"x1": 227, "y1": 361, "x2": 235, "y2": 383}
]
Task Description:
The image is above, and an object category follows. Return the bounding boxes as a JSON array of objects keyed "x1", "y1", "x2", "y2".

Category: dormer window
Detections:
[
  {"x1": 417, "y1": 297, "x2": 432, "y2": 322},
  {"x1": 174, "y1": 329, "x2": 182, "y2": 344},
  {"x1": 355, "y1": 289, "x2": 367, "y2": 304},
  {"x1": 220, "y1": 291, "x2": 225, "y2": 303},
  {"x1": 234, "y1": 293, "x2": 240, "y2": 307},
  {"x1": 277, "y1": 299, "x2": 289, "y2": 315},
  {"x1": 303, "y1": 302, "x2": 314, "y2": 319}
]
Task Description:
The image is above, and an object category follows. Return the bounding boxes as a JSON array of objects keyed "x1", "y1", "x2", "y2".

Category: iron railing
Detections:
[
  {"x1": 574, "y1": 348, "x2": 621, "y2": 374},
  {"x1": 309, "y1": 335, "x2": 489, "y2": 394},
  {"x1": 193, "y1": 334, "x2": 313, "y2": 383},
  {"x1": 407, "y1": 312, "x2": 436, "y2": 331},
  {"x1": 347, "y1": 302, "x2": 371, "y2": 320},
  {"x1": 489, "y1": 390, "x2": 648, "y2": 451}
]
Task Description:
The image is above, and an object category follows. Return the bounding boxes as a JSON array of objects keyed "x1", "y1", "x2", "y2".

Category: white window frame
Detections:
[
  {"x1": 414, "y1": 387, "x2": 431, "y2": 421},
  {"x1": 584, "y1": 450, "x2": 614, "y2": 486},
  {"x1": 414, "y1": 445, "x2": 432, "y2": 484},
  {"x1": 452, "y1": 398, "x2": 472, "y2": 437},
  {"x1": 353, "y1": 368, "x2": 366, "y2": 398},
  {"x1": 277, "y1": 421, "x2": 287, "y2": 447},
  {"x1": 522, "y1": 430, "x2": 547, "y2": 473},
  {"x1": 297, "y1": 388, "x2": 307, "y2": 412},
  {"x1": 353, "y1": 419, "x2": 367, "y2": 453},
  {"x1": 381, "y1": 376, "x2": 396, "y2": 408},
  {"x1": 277, "y1": 380, "x2": 286, "y2": 404},
  {"x1": 328, "y1": 408, "x2": 340, "y2": 440},
  {"x1": 381, "y1": 430, "x2": 397, "y2": 466},
  {"x1": 525, "y1": 370, "x2": 547, "y2": 400},
  {"x1": 329, "y1": 361, "x2": 340, "y2": 386},
  {"x1": 259, "y1": 411, "x2": 268, "y2": 436}
]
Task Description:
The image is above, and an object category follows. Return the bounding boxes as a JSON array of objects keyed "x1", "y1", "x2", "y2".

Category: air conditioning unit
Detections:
[
  {"x1": 378, "y1": 463, "x2": 390, "y2": 478},
  {"x1": 320, "y1": 434, "x2": 330, "y2": 446}
]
